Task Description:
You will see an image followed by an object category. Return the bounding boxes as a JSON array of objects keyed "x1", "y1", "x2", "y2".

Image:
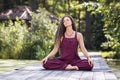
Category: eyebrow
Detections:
[{"x1": 63, "y1": 18, "x2": 69, "y2": 22}]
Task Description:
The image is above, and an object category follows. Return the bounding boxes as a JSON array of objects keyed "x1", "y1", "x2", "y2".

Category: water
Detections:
[{"x1": 107, "y1": 60, "x2": 120, "y2": 80}]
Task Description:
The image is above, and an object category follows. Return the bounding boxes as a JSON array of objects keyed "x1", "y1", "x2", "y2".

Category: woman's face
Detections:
[{"x1": 63, "y1": 17, "x2": 72, "y2": 28}]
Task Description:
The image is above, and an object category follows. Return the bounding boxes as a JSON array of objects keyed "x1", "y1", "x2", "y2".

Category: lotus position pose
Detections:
[{"x1": 42, "y1": 15, "x2": 94, "y2": 70}]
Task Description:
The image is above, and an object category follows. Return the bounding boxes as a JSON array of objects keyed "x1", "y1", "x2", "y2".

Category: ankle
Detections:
[
  {"x1": 73, "y1": 66, "x2": 79, "y2": 70},
  {"x1": 65, "y1": 64, "x2": 72, "y2": 70},
  {"x1": 65, "y1": 64, "x2": 79, "y2": 70}
]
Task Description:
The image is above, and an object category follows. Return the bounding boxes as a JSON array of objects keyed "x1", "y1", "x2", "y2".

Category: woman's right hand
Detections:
[{"x1": 42, "y1": 57, "x2": 48, "y2": 64}]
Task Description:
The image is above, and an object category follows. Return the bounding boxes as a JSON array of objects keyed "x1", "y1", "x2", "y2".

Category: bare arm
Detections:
[
  {"x1": 77, "y1": 32, "x2": 90, "y2": 59},
  {"x1": 45, "y1": 40, "x2": 60, "y2": 59},
  {"x1": 42, "y1": 37, "x2": 63, "y2": 64},
  {"x1": 77, "y1": 32, "x2": 94, "y2": 66}
]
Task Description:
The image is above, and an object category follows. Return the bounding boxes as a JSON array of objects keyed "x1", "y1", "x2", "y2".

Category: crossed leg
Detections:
[
  {"x1": 65, "y1": 64, "x2": 79, "y2": 70},
  {"x1": 43, "y1": 58, "x2": 79, "y2": 70},
  {"x1": 43, "y1": 58, "x2": 93, "y2": 70}
]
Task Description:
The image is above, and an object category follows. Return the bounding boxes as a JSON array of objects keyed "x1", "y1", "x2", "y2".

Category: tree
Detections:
[{"x1": 100, "y1": 1, "x2": 120, "y2": 58}]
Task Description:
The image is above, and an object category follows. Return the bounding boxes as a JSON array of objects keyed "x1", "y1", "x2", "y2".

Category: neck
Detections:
[
  {"x1": 65, "y1": 26, "x2": 74, "y2": 37},
  {"x1": 66, "y1": 26, "x2": 73, "y2": 33}
]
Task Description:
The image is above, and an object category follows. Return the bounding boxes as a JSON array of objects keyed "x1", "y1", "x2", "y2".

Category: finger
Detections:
[
  {"x1": 88, "y1": 60, "x2": 93, "y2": 66},
  {"x1": 42, "y1": 59, "x2": 46, "y2": 64},
  {"x1": 44, "y1": 60, "x2": 46, "y2": 64},
  {"x1": 41, "y1": 59, "x2": 44, "y2": 63},
  {"x1": 90, "y1": 62, "x2": 92, "y2": 66},
  {"x1": 88, "y1": 61, "x2": 91, "y2": 65},
  {"x1": 90, "y1": 61, "x2": 93, "y2": 66},
  {"x1": 43, "y1": 59, "x2": 48, "y2": 64},
  {"x1": 41, "y1": 60, "x2": 44, "y2": 65}
]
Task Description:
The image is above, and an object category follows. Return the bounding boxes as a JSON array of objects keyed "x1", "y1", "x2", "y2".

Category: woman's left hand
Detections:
[{"x1": 88, "y1": 57, "x2": 94, "y2": 67}]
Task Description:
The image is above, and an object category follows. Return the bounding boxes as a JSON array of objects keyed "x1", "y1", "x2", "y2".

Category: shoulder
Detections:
[
  {"x1": 55, "y1": 36, "x2": 63, "y2": 45},
  {"x1": 77, "y1": 32, "x2": 83, "y2": 38},
  {"x1": 60, "y1": 36, "x2": 63, "y2": 42},
  {"x1": 76, "y1": 32, "x2": 83, "y2": 41},
  {"x1": 77, "y1": 32, "x2": 82, "y2": 36}
]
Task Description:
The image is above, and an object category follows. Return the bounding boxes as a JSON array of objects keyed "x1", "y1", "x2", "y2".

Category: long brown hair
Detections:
[{"x1": 55, "y1": 15, "x2": 76, "y2": 44}]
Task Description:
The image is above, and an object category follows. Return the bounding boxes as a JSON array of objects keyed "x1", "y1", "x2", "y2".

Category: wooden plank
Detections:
[
  {"x1": 39, "y1": 70, "x2": 63, "y2": 80},
  {"x1": 0, "y1": 75, "x2": 5, "y2": 80},
  {"x1": 104, "y1": 72, "x2": 117, "y2": 80},
  {"x1": 93, "y1": 72, "x2": 105, "y2": 80},
  {"x1": 80, "y1": 71, "x2": 93, "y2": 80},
  {"x1": 3, "y1": 71, "x2": 34, "y2": 80},
  {"x1": 66, "y1": 71, "x2": 83, "y2": 80},
  {"x1": 99, "y1": 58, "x2": 111, "y2": 71},
  {"x1": 57, "y1": 71, "x2": 73, "y2": 80},
  {"x1": 92, "y1": 58, "x2": 101, "y2": 71},
  {"x1": 25, "y1": 70, "x2": 53, "y2": 80},
  {"x1": 0, "y1": 52, "x2": 118, "y2": 80},
  {"x1": 2, "y1": 70, "x2": 53, "y2": 80}
]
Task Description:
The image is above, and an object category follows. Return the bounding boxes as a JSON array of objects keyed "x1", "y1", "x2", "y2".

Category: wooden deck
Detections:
[{"x1": 0, "y1": 52, "x2": 118, "y2": 80}]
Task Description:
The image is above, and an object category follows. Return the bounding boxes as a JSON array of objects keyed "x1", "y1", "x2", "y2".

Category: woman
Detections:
[{"x1": 42, "y1": 15, "x2": 94, "y2": 70}]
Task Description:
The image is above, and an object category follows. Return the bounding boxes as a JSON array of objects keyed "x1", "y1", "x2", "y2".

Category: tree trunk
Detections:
[
  {"x1": 77, "y1": 0, "x2": 81, "y2": 32},
  {"x1": 30, "y1": 0, "x2": 38, "y2": 12},
  {"x1": 85, "y1": 10, "x2": 93, "y2": 50},
  {"x1": 3, "y1": 0, "x2": 14, "y2": 10},
  {"x1": 41, "y1": 0, "x2": 49, "y2": 11},
  {"x1": 52, "y1": 0, "x2": 58, "y2": 14},
  {"x1": 67, "y1": 0, "x2": 70, "y2": 14},
  {"x1": 77, "y1": 10, "x2": 81, "y2": 32}
]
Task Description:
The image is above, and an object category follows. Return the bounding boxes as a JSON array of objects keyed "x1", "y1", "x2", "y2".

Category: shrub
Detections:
[
  {"x1": 0, "y1": 8, "x2": 57, "y2": 60},
  {"x1": 0, "y1": 20, "x2": 29, "y2": 59},
  {"x1": 30, "y1": 8, "x2": 57, "y2": 60},
  {"x1": 101, "y1": 2, "x2": 120, "y2": 59}
]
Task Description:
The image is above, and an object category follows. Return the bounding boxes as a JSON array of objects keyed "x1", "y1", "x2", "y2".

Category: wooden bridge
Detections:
[{"x1": 0, "y1": 52, "x2": 117, "y2": 80}]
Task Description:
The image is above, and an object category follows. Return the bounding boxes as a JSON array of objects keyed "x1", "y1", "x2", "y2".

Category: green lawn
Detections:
[
  {"x1": 100, "y1": 51, "x2": 115, "y2": 58},
  {"x1": 0, "y1": 59, "x2": 40, "y2": 74}
]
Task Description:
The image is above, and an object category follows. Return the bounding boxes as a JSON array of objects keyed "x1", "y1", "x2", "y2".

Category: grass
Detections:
[
  {"x1": 0, "y1": 59, "x2": 40, "y2": 74},
  {"x1": 100, "y1": 51, "x2": 115, "y2": 58},
  {"x1": 107, "y1": 60, "x2": 120, "y2": 79}
]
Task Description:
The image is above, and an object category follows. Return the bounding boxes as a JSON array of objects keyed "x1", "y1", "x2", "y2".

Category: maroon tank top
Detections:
[{"x1": 60, "y1": 32, "x2": 80, "y2": 63}]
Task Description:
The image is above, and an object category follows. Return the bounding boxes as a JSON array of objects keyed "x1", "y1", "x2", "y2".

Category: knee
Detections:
[
  {"x1": 78, "y1": 65, "x2": 93, "y2": 71},
  {"x1": 88, "y1": 65, "x2": 94, "y2": 71},
  {"x1": 42, "y1": 62, "x2": 49, "y2": 69}
]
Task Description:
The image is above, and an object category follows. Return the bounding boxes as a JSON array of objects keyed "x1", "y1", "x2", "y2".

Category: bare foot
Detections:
[
  {"x1": 65, "y1": 64, "x2": 79, "y2": 70},
  {"x1": 65, "y1": 64, "x2": 73, "y2": 70},
  {"x1": 72, "y1": 66, "x2": 79, "y2": 70}
]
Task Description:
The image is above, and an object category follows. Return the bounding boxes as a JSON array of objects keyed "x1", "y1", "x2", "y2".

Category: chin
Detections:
[{"x1": 64, "y1": 25, "x2": 70, "y2": 27}]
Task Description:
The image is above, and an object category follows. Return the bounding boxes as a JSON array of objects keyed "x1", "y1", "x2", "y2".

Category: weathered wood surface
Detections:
[{"x1": 0, "y1": 52, "x2": 118, "y2": 80}]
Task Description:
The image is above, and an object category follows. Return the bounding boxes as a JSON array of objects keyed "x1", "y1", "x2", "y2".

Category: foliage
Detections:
[
  {"x1": 0, "y1": 8, "x2": 57, "y2": 60},
  {"x1": 101, "y1": 2, "x2": 120, "y2": 58},
  {"x1": 87, "y1": 3, "x2": 107, "y2": 50},
  {"x1": 0, "y1": 20, "x2": 29, "y2": 59},
  {"x1": 29, "y1": 8, "x2": 57, "y2": 60},
  {"x1": 71, "y1": 2, "x2": 106, "y2": 50},
  {"x1": 101, "y1": 51, "x2": 115, "y2": 59},
  {"x1": 0, "y1": 0, "x2": 120, "y2": 59},
  {"x1": 1, "y1": 0, "x2": 108, "y2": 51}
]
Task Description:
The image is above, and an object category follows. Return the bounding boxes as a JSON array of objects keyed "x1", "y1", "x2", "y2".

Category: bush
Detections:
[
  {"x1": 0, "y1": 8, "x2": 57, "y2": 60},
  {"x1": 101, "y1": 2, "x2": 120, "y2": 59},
  {"x1": 0, "y1": 20, "x2": 30, "y2": 59},
  {"x1": 30, "y1": 8, "x2": 57, "y2": 60}
]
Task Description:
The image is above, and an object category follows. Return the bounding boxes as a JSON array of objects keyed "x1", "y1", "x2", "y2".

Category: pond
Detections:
[{"x1": 106, "y1": 59, "x2": 120, "y2": 80}]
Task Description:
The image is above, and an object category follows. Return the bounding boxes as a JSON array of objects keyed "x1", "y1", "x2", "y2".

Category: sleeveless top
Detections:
[{"x1": 60, "y1": 32, "x2": 80, "y2": 63}]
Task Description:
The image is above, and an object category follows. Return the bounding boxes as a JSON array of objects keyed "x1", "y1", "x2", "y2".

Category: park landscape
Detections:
[{"x1": 0, "y1": 0, "x2": 120, "y2": 80}]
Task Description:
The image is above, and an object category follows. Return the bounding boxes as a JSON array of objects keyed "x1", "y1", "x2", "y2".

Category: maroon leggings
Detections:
[{"x1": 43, "y1": 58, "x2": 93, "y2": 70}]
